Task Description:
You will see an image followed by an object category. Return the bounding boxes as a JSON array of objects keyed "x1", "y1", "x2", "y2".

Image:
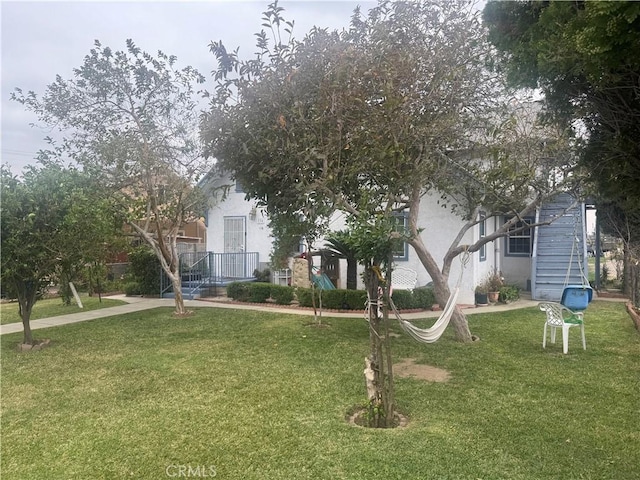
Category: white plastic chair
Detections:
[
  {"x1": 391, "y1": 267, "x2": 418, "y2": 292},
  {"x1": 539, "y1": 302, "x2": 586, "y2": 354}
]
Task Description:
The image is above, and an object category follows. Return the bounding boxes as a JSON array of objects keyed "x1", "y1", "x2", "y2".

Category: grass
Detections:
[
  {"x1": 1, "y1": 301, "x2": 638, "y2": 479},
  {"x1": 0, "y1": 294, "x2": 126, "y2": 325}
]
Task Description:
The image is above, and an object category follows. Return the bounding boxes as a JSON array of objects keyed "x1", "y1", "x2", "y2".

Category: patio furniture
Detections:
[{"x1": 539, "y1": 302, "x2": 586, "y2": 354}]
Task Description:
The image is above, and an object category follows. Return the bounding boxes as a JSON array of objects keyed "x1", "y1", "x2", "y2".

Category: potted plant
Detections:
[
  {"x1": 475, "y1": 284, "x2": 489, "y2": 306},
  {"x1": 484, "y1": 271, "x2": 504, "y2": 303}
]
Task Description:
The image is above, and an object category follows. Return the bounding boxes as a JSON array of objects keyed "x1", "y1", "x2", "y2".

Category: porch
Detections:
[{"x1": 161, "y1": 251, "x2": 259, "y2": 299}]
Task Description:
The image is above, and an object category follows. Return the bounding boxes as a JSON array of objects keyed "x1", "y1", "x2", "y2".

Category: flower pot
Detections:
[
  {"x1": 488, "y1": 291, "x2": 499, "y2": 303},
  {"x1": 475, "y1": 292, "x2": 488, "y2": 306}
]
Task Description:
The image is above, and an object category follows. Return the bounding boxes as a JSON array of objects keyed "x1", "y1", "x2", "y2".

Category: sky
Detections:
[{"x1": 1, "y1": 0, "x2": 374, "y2": 174}]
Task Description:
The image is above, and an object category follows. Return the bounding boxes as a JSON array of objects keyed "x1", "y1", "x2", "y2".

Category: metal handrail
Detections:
[{"x1": 160, "y1": 251, "x2": 260, "y2": 298}]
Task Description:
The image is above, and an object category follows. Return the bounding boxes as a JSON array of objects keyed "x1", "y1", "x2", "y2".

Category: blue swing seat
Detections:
[{"x1": 560, "y1": 285, "x2": 593, "y2": 311}]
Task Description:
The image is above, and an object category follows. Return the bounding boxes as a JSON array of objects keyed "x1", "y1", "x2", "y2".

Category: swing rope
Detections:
[
  {"x1": 390, "y1": 251, "x2": 470, "y2": 344},
  {"x1": 564, "y1": 214, "x2": 590, "y2": 288}
]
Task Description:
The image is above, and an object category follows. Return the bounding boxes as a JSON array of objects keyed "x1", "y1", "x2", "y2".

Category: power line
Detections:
[{"x1": 1, "y1": 149, "x2": 40, "y2": 157}]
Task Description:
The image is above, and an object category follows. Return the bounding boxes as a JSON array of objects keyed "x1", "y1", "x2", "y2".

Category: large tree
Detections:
[
  {"x1": 483, "y1": 1, "x2": 640, "y2": 252},
  {"x1": 1, "y1": 163, "x2": 120, "y2": 345},
  {"x1": 203, "y1": 0, "x2": 580, "y2": 341},
  {"x1": 203, "y1": 0, "x2": 581, "y2": 428},
  {"x1": 12, "y1": 40, "x2": 208, "y2": 315}
]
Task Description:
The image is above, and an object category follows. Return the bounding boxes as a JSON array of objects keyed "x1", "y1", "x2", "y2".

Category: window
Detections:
[
  {"x1": 235, "y1": 179, "x2": 244, "y2": 193},
  {"x1": 392, "y1": 212, "x2": 409, "y2": 261},
  {"x1": 506, "y1": 217, "x2": 534, "y2": 256},
  {"x1": 479, "y1": 211, "x2": 486, "y2": 262}
]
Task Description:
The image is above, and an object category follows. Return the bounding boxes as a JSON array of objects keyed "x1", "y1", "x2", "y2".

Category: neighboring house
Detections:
[
  {"x1": 107, "y1": 218, "x2": 207, "y2": 280},
  {"x1": 202, "y1": 170, "x2": 589, "y2": 305}
]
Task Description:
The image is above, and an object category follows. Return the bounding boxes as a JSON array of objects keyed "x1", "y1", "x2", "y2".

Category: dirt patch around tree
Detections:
[{"x1": 393, "y1": 358, "x2": 451, "y2": 383}]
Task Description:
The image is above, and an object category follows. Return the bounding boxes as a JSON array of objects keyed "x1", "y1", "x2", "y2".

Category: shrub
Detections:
[
  {"x1": 227, "y1": 282, "x2": 250, "y2": 301},
  {"x1": 296, "y1": 287, "x2": 319, "y2": 308},
  {"x1": 124, "y1": 281, "x2": 141, "y2": 296},
  {"x1": 391, "y1": 289, "x2": 413, "y2": 310},
  {"x1": 128, "y1": 247, "x2": 160, "y2": 295},
  {"x1": 499, "y1": 285, "x2": 520, "y2": 303},
  {"x1": 270, "y1": 285, "x2": 294, "y2": 305},
  {"x1": 322, "y1": 290, "x2": 346, "y2": 310},
  {"x1": 248, "y1": 282, "x2": 272, "y2": 303},
  {"x1": 343, "y1": 290, "x2": 368, "y2": 310},
  {"x1": 253, "y1": 268, "x2": 272, "y2": 283},
  {"x1": 412, "y1": 286, "x2": 436, "y2": 309}
]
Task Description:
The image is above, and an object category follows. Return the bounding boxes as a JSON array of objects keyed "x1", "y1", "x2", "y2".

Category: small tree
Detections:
[
  {"x1": 12, "y1": 40, "x2": 209, "y2": 315},
  {"x1": 1, "y1": 163, "x2": 120, "y2": 344}
]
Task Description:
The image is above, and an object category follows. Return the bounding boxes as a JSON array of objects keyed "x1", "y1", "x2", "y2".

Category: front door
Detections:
[{"x1": 224, "y1": 216, "x2": 246, "y2": 278}]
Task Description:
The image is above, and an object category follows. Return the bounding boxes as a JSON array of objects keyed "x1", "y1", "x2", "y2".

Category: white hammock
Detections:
[
  {"x1": 367, "y1": 252, "x2": 468, "y2": 345},
  {"x1": 390, "y1": 285, "x2": 460, "y2": 344}
]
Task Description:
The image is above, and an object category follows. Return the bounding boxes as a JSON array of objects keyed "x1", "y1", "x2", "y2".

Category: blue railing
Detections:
[{"x1": 161, "y1": 251, "x2": 259, "y2": 298}]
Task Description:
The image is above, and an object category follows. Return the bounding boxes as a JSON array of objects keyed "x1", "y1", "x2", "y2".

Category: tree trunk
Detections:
[
  {"x1": 363, "y1": 265, "x2": 395, "y2": 428},
  {"x1": 17, "y1": 287, "x2": 36, "y2": 345},
  {"x1": 410, "y1": 237, "x2": 474, "y2": 343},
  {"x1": 170, "y1": 271, "x2": 186, "y2": 315},
  {"x1": 21, "y1": 316, "x2": 34, "y2": 345},
  {"x1": 346, "y1": 259, "x2": 358, "y2": 290}
]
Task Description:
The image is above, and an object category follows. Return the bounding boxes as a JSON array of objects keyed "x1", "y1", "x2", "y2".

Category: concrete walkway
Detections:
[{"x1": 0, "y1": 294, "x2": 541, "y2": 336}]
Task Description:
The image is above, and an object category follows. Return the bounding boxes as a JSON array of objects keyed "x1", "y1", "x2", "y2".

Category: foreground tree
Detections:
[
  {"x1": 12, "y1": 40, "x2": 208, "y2": 315},
  {"x1": 203, "y1": 1, "x2": 582, "y2": 426},
  {"x1": 1, "y1": 163, "x2": 120, "y2": 344},
  {"x1": 204, "y1": 0, "x2": 580, "y2": 340}
]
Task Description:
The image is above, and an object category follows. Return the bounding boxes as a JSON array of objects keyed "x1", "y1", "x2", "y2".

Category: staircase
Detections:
[
  {"x1": 532, "y1": 193, "x2": 589, "y2": 301},
  {"x1": 161, "y1": 251, "x2": 259, "y2": 299}
]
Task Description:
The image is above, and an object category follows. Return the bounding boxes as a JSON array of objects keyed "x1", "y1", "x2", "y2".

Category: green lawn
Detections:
[
  {"x1": 1, "y1": 301, "x2": 638, "y2": 479},
  {"x1": 0, "y1": 294, "x2": 126, "y2": 325}
]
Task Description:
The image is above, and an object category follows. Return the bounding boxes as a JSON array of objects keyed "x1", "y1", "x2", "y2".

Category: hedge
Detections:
[
  {"x1": 270, "y1": 284, "x2": 295, "y2": 305},
  {"x1": 225, "y1": 282, "x2": 434, "y2": 311},
  {"x1": 227, "y1": 282, "x2": 250, "y2": 301},
  {"x1": 226, "y1": 281, "x2": 296, "y2": 305},
  {"x1": 248, "y1": 282, "x2": 272, "y2": 303}
]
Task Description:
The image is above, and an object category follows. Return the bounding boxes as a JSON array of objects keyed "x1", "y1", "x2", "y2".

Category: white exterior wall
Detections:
[
  {"x1": 500, "y1": 239, "x2": 533, "y2": 290},
  {"x1": 203, "y1": 174, "x2": 528, "y2": 305},
  {"x1": 205, "y1": 175, "x2": 273, "y2": 267}
]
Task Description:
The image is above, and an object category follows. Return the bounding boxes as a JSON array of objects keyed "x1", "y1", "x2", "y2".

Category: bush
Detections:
[
  {"x1": 253, "y1": 268, "x2": 272, "y2": 283},
  {"x1": 248, "y1": 282, "x2": 272, "y2": 303},
  {"x1": 128, "y1": 247, "x2": 160, "y2": 295},
  {"x1": 270, "y1": 285, "x2": 294, "y2": 305},
  {"x1": 343, "y1": 290, "x2": 368, "y2": 310},
  {"x1": 124, "y1": 281, "x2": 142, "y2": 296},
  {"x1": 412, "y1": 286, "x2": 436, "y2": 309},
  {"x1": 321, "y1": 290, "x2": 346, "y2": 310},
  {"x1": 391, "y1": 289, "x2": 413, "y2": 309},
  {"x1": 296, "y1": 287, "x2": 319, "y2": 308},
  {"x1": 499, "y1": 285, "x2": 520, "y2": 303},
  {"x1": 227, "y1": 282, "x2": 250, "y2": 301}
]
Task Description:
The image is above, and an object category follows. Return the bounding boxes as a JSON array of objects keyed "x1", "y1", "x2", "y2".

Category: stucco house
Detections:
[{"x1": 193, "y1": 170, "x2": 589, "y2": 305}]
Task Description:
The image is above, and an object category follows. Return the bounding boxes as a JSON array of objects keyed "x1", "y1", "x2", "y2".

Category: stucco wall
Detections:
[
  {"x1": 204, "y1": 174, "x2": 522, "y2": 306},
  {"x1": 205, "y1": 175, "x2": 274, "y2": 266}
]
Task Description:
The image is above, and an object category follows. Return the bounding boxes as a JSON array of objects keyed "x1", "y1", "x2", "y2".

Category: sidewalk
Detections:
[{"x1": 0, "y1": 294, "x2": 541, "y2": 336}]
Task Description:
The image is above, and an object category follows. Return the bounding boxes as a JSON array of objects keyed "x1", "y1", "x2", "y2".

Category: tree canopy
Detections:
[
  {"x1": 1, "y1": 162, "x2": 121, "y2": 344},
  {"x1": 12, "y1": 40, "x2": 209, "y2": 314},
  {"x1": 483, "y1": 0, "x2": 640, "y2": 235},
  {"x1": 203, "y1": 0, "x2": 581, "y2": 343}
]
